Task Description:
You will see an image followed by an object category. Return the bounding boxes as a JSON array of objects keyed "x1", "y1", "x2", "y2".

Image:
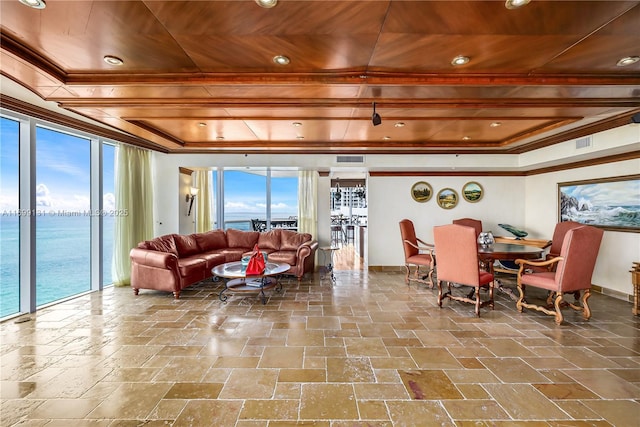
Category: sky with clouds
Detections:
[
  {"x1": 222, "y1": 169, "x2": 298, "y2": 218},
  {"x1": 1, "y1": 118, "x2": 115, "y2": 213},
  {"x1": 2, "y1": 117, "x2": 297, "y2": 218},
  {"x1": 563, "y1": 180, "x2": 639, "y2": 208}
]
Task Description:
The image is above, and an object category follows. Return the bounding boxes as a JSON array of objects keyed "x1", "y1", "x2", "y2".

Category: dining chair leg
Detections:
[
  {"x1": 581, "y1": 289, "x2": 592, "y2": 320},
  {"x1": 489, "y1": 283, "x2": 495, "y2": 310},
  {"x1": 437, "y1": 280, "x2": 447, "y2": 307},
  {"x1": 474, "y1": 286, "x2": 481, "y2": 317},
  {"x1": 427, "y1": 268, "x2": 435, "y2": 289},
  {"x1": 516, "y1": 283, "x2": 526, "y2": 313},
  {"x1": 552, "y1": 292, "x2": 564, "y2": 325},
  {"x1": 565, "y1": 289, "x2": 591, "y2": 321}
]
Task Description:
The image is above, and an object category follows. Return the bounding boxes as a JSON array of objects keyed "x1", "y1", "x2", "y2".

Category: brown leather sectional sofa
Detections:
[{"x1": 130, "y1": 228, "x2": 318, "y2": 299}]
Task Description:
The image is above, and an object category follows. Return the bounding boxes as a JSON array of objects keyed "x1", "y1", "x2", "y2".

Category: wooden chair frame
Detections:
[
  {"x1": 399, "y1": 219, "x2": 436, "y2": 289},
  {"x1": 402, "y1": 237, "x2": 436, "y2": 288},
  {"x1": 515, "y1": 257, "x2": 590, "y2": 325}
]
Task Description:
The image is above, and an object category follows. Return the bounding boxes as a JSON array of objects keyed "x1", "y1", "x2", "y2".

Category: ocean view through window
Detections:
[
  {"x1": 221, "y1": 169, "x2": 298, "y2": 231},
  {"x1": 36, "y1": 127, "x2": 91, "y2": 306},
  {"x1": 1, "y1": 110, "x2": 118, "y2": 319},
  {"x1": 223, "y1": 169, "x2": 266, "y2": 230},
  {"x1": 0, "y1": 117, "x2": 20, "y2": 317}
]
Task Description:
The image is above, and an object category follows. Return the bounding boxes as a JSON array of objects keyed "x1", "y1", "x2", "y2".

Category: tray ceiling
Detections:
[{"x1": 1, "y1": 0, "x2": 639, "y2": 154}]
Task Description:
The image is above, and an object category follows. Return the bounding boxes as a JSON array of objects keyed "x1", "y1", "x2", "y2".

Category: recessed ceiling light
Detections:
[
  {"x1": 451, "y1": 55, "x2": 470, "y2": 66},
  {"x1": 19, "y1": 0, "x2": 46, "y2": 9},
  {"x1": 292, "y1": 122, "x2": 302, "y2": 127},
  {"x1": 255, "y1": 0, "x2": 277, "y2": 8},
  {"x1": 616, "y1": 56, "x2": 640, "y2": 67},
  {"x1": 216, "y1": 136, "x2": 225, "y2": 140},
  {"x1": 103, "y1": 55, "x2": 124, "y2": 66},
  {"x1": 273, "y1": 55, "x2": 290, "y2": 65},
  {"x1": 296, "y1": 136, "x2": 304, "y2": 140},
  {"x1": 505, "y1": 0, "x2": 531, "y2": 9},
  {"x1": 490, "y1": 122, "x2": 502, "y2": 127},
  {"x1": 198, "y1": 122, "x2": 207, "y2": 127},
  {"x1": 394, "y1": 122, "x2": 405, "y2": 128},
  {"x1": 383, "y1": 136, "x2": 391, "y2": 140},
  {"x1": 462, "y1": 136, "x2": 471, "y2": 140}
]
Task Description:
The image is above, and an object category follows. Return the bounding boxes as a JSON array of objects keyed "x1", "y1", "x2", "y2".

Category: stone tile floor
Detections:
[{"x1": 1, "y1": 270, "x2": 639, "y2": 426}]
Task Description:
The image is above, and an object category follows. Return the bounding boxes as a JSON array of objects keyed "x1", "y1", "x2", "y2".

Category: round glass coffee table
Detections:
[{"x1": 212, "y1": 261, "x2": 290, "y2": 304}]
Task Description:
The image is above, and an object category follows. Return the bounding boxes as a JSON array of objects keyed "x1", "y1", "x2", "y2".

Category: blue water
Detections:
[
  {"x1": 561, "y1": 204, "x2": 640, "y2": 228},
  {"x1": 0, "y1": 215, "x2": 114, "y2": 318}
]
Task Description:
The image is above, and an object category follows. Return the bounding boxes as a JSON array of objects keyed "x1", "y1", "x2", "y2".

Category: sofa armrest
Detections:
[
  {"x1": 130, "y1": 247, "x2": 179, "y2": 271},
  {"x1": 296, "y1": 240, "x2": 318, "y2": 262}
]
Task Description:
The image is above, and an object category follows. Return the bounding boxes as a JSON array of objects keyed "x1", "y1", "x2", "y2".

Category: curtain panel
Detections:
[
  {"x1": 194, "y1": 170, "x2": 212, "y2": 233},
  {"x1": 298, "y1": 170, "x2": 318, "y2": 239},
  {"x1": 112, "y1": 145, "x2": 153, "y2": 286}
]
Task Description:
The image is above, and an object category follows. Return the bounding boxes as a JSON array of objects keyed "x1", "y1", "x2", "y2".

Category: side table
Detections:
[{"x1": 319, "y1": 246, "x2": 339, "y2": 283}]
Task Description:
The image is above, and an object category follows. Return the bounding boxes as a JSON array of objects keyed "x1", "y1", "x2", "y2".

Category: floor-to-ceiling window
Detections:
[
  {"x1": 223, "y1": 169, "x2": 267, "y2": 230},
  {"x1": 35, "y1": 126, "x2": 91, "y2": 306},
  {"x1": 1, "y1": 107, "x2": 121, "y2": 319},
  {"x1": 271, "y1": 170, "x2": 299, "y2": 224},
  {"x1": 221, "y1": 168, "x2": 298, "y2": 231},
  {"x1": 0, "y1": 116, "x2": 20, "y2": 318}
]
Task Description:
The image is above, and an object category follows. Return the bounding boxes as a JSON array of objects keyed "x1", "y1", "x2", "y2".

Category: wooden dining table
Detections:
[
  {"x1": 477, "y1": 242, "x2": 546, "y2": 301},
  {"x1": 478, "y1": 242, "x2": 545, "y2": 264}
]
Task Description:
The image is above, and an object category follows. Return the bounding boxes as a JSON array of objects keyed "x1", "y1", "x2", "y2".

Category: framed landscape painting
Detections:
[{"x1": 558, "y1": 174, "x2": 640, "y2": 232}]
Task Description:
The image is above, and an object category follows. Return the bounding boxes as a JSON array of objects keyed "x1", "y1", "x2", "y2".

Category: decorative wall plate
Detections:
[
  {"x1": 462, "y1": 181, "x2": 483, "y2": 202},
  {"x1": 437, "y1": 188, "x2": 458, "y2": 209},
  {"x1": 411, "y1": 181, "x2": 433, "y2": 203}
]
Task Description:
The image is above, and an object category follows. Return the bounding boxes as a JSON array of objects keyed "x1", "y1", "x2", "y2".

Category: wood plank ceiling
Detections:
[{"x1": 1, "y1": 0, "x2": 639, "y2": 154}]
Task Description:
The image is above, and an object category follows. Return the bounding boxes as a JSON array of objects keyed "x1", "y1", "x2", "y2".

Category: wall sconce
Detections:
[
  {"x1": 186, "y1": 187, "x2": 199, "y2": 216},
  {"x1": 333, "y1": 179, "x2": 341, "y2": 201}
]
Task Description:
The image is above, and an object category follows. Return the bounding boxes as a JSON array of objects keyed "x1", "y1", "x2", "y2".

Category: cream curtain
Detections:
[
  {"x1": 297, "y1": 170, "x2": 318, "y2": 239},
  {"x1": 112, "y1": 144, "x2": 154, "y2": 286},
  {"x1": 194, "y1": 170, "x2": 212, "y2": 232}
]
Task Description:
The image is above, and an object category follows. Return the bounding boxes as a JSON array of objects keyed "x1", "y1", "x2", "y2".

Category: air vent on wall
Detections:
[
  {"x1": 336, "y1": 155, "x2": 364, "y2": 164},
  {"x1": 575, "y1": 136, "x2": 592, "y2": 149}
]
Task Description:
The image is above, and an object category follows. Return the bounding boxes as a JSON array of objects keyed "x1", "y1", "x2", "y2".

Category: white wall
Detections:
[
  {"x1": 317, "y1": 176, "x2": 332, "y2": 247},
  {"x1": 367, "y1": 175, "x2": 526, "y2": 267},
  {"x1": 152, "y1": 153, "x2": 180, "y2": 236},
  {"x1": 178, "y1": 172, "x2": 195, "y2": 235},
  {"x1": 523, "y1": 158, "x2": 640, "y2": 297}
]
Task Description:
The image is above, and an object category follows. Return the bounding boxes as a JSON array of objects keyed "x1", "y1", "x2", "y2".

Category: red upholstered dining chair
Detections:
[
  {"x1": 453, "y1": 217, "x2": 489, "y2": 271},
  {"x1": 452, "y1": 218, "x2": 483, "y2": 238},
  {"x1": 548, "y1": 221, "x2": 583, "y2": 260},
  {"x1": 514, "y1": 225, "x2": 603, "y2": 325},
  {"x1": 433, "y1": 224, "x2": 495, "y2": 317},
  {"x1": 399, "y1": 219, "x2": 436, "y2": 288},
  {"x1": 523, "y1": 220, "x2": 583, "y2": 275}
]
